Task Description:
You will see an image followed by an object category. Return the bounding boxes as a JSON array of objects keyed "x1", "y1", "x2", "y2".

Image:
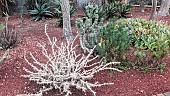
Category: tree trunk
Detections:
[
  {"x1": 158, "y1": 0, "x2": 170, "y2": 16},
  {"x1": 61, "y1": 0, "x2": 73, "y2": 40},
  {"x1": 149, "y1": 0, "x2": 157, "y2": 21}
]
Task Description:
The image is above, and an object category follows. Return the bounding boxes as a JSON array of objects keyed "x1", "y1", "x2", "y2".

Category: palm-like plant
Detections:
[{"x1": 29, "y1": 1, "x2": 53, "y2": 21}]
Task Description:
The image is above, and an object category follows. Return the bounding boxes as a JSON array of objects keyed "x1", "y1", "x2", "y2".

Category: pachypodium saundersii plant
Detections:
[{"x1": 20, "y1": 24, "x2": 121, "y2": 96}]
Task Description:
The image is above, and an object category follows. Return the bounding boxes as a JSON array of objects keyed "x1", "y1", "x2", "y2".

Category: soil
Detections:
[{"x1": 0, "y1": 7, "x2": 170, "y2": 96}]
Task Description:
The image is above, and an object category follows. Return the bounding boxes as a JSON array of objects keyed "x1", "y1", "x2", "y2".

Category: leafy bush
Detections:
[
  {"x1": 0, "y1": 18, "x2": 20, "y2": 50},
  {"x1": 96, "y1": 18, "x2": 132, "y2": 62},
  {"x1": 113, "y1": 18, "x2": 170, "y2": 71},
  {"x1": 20, "y1": 25, "x2": 121, "y2": 96},
  {"x1": 28, "y1": 1, "x2": 53, "y2": 21}
]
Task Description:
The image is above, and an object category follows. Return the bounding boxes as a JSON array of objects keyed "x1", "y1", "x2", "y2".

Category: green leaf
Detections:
[{"x1": 0, "y1": 24, "x2": 5, "y2": 30}]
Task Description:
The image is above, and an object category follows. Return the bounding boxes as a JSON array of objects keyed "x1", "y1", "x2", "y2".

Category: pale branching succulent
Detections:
[{"x1": 20, "y1": 24, "x2": 121, "y2": 96}]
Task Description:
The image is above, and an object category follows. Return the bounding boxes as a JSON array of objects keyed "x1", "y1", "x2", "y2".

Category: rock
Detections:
[
  {"x1": 156, "y1": 94, "x2": 165, "y2": 96},
  {"x1": 163, "y1": 92, "x2": 170, "y2": 96}
]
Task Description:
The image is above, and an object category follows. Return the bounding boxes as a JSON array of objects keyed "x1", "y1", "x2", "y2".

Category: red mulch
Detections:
[{"x1": 0, "y1": 8, "x2": 170, "y2": 96}]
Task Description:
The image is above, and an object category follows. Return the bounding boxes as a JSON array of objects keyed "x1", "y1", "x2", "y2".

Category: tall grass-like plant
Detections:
[
  {"x1": 20, "y1": 24, "x2": 121, "y2": 96},
  {"x1": 0, "y1": 17, "x2": 20, "y2": 50},
  {"x1": 0, "y1": 0, "x2": 15, "y2": 16}
]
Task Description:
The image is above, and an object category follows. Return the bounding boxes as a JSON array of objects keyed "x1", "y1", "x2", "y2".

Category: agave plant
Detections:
[
  {"x1": 29, "y1": 1, "x2": 53, "y2": 21},
  {"x1": 25, "y1": 0, "x2": 50, "y2": 10}
]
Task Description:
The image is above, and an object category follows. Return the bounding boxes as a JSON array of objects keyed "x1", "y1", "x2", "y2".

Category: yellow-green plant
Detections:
[{"x1": 114, "y1": 18, "x2": 170, "y2": 71}]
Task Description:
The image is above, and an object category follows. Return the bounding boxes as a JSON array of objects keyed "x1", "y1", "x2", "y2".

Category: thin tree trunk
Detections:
[
  {"x1": 149, "y1": 0, "x2": 157, "y2": 21},
  {"x1": 61, "y1": 0, "x2": 74, "y2": 40},
  {"x1": 158, "y1": 0, "x2": 170, "y2": 16}
]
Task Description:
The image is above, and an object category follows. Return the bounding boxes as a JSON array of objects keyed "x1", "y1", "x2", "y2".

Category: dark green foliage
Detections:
[
  {"x1": 139, "y1": 66, "x2": 149, "y2": 73},
  {"x1": 29, "y1": 1, "x2": 53, "y2": 21},
  {"x1": 96, "y1": 17, "x2": 132, "y2": 62},
  {"x1": 83, "y1": 2, "x2": 132, "y2": 22},
  {"x1": 105, "y1": 1, "x2": 132, "y2": 19},
  {"x1": 105, "y1": 3, "x2": 117, "y2": 19},
  {"x1": 25, "y1": 0, "x2": 50, "y2": 10},
  {"x1": 118, "y1": 3, "x2": 132, "y2": 18},
  {"x1": 84, "y1": 3, "x2": 105, "y2": 22}
]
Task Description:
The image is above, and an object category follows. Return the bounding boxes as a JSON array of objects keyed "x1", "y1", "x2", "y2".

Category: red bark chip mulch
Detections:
[{"x1": 0, "y1": 9, "x2": 170, "y2": 96}]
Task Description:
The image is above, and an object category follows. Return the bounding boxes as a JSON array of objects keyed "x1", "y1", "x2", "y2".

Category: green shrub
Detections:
[
  {"x1": 114, "y1": 18, "x2": 170, "y2": 71},
  {"x1": 96, "y1": 18, "x2": 132, "y2": 62},
  {"x1": 29, "y1": 1, "x2": 53, "y2": 21}
]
